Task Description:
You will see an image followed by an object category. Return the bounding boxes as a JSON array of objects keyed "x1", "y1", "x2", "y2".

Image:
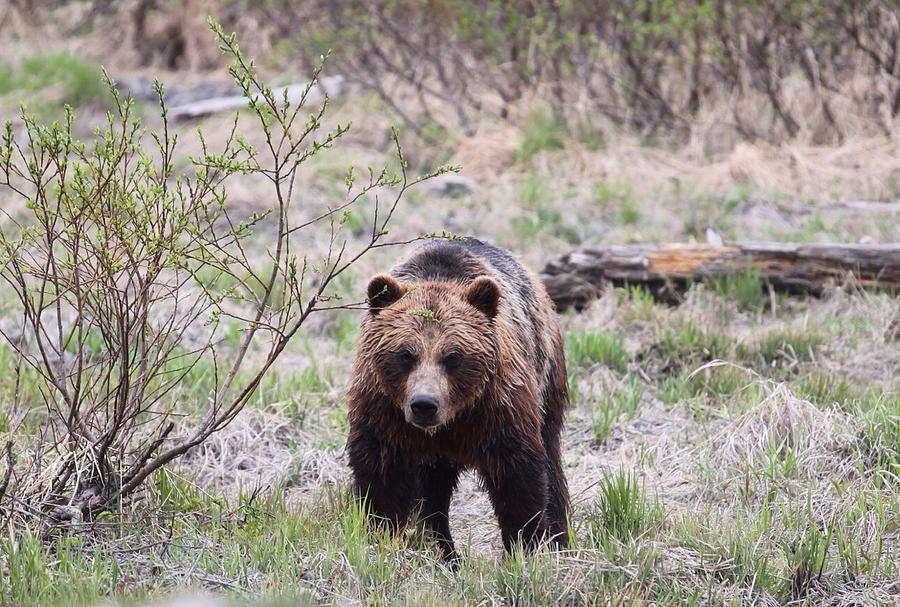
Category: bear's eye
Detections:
[
  {"x1": 442, "y1": 351, "x2": 462, "y2": 371},
  {"x1": 395, "y1": 349, "x2": 418, "y2": 372}
]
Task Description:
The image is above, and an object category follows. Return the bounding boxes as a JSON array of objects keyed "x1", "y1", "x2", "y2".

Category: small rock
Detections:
[
  {"x1": 165, "y1": 80, "x2": 239, "y2": 107},
  {"x1": 705, "y1": 227, "x2": 724, "y2": 246},
  {"x1": 113, "y1": 77, "x2": 160, "y2": 103},
  {"x1": 422, "y1": 174, "x2": 476, "y2": 198},
  {"x1": 51, "y1": 505, "x2": 82, "y2": 523}
]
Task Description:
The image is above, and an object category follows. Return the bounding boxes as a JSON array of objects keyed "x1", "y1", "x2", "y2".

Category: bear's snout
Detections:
[
  {"x1": 409, "y1": 394, "x2": 439, "y2": 427},
  {"x1": 404, "y1": 363, "x2": 449, "y2": 429}
]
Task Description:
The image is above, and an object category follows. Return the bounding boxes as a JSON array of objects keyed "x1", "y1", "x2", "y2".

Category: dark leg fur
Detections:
[
  {"x1": 418, "y1": 461, "x2": 460, "y2": 563},
  {"x1": 542, "y1": 340, "x2": 571, "y2": 547},
  {"x1": 347, "y1": 424, "x2": 417, "y2": 530},
  {"x1": 542, "y1": 421, "x2": 569, "y2": 547},
  {"x1": 480, "y1": 451, "x2": 550, "y2": 552}
]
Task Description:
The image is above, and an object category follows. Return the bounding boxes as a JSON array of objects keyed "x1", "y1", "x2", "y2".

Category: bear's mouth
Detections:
[
  {"x1": 417, "y1": 422, "x2": 440, "y2": 435},
  {"x1": 406, "y1": 413, "x2": 444, "y2": 434},
  {"x1": 410, "y1": 418, "x2": 441, "y2": 433}
]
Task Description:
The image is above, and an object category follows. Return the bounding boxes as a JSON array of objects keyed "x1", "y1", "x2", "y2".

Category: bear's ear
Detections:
[
  {"x1": 465, "y1": 276, "x2": 501, "y2": 319},
  {"x1": 367, "y1": 274, "x2": 405, "y2": 313}
]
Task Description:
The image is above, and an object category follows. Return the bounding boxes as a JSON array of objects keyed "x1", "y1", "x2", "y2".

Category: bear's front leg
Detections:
[
  {"x1": 418, "y1": 461, "x2": 460, "y2": 563},
  {"x1": 480, "y1": 451, "x2": 550, "y2": 553},
  {"x1": 347, "y1": 423, "x2": 417, "y2": 529}
]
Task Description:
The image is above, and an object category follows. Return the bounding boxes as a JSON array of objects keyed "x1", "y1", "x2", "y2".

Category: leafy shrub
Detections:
[{"x1": 0, "y1": 21, "x2": 446, "y2": 527}]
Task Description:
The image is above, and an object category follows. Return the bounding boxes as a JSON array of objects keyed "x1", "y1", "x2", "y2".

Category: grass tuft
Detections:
[
  {"x1": 0, "y1": 53, "x2": 110, "y2": 114},
  {"x1": 699, "y1": 383, "x2": 858, "y2": 491},
  {"x1": 587, "y1": 470, "x2": 663, "y2": 543},
  {"x1": 591, "y1": 374, "x2": 643, "y2": 443},
  {"x1": 512, "y1": 172, "x2": 579, "y2": 244},
  {"x1": 782, "y1": 516, "x2": 831, "y2": 602},
  {"x1": 856, "y1": 393, "x2": 900, "y2": 479},
  {"x1": 652, "y1": 323, "x2": 733, "y2": 372},
  {"x1": 516, "y1": 110, "x2": 565, "y2": 162},
  {"x1": 738, "y1": 328, "x2": 823, "y2": 372},
  {"x1": 567, "y1": 329, "x2": 628, "y2": 371},
  {"x1": 793, "y1": 372, "x2": 866, "y2": 410},
  {"x1": 709, "y1": 266, "x2": 768, "y2": 311}
]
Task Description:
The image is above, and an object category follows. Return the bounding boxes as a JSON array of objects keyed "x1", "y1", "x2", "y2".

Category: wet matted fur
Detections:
[{"x1": 346, "y1": 238, "x2": 569, "y2": 561}]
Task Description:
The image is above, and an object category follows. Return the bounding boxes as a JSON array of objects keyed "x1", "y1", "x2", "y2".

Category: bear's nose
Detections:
[{"x1": 409, "y1": 394, "x2": 439, "y2": 425}]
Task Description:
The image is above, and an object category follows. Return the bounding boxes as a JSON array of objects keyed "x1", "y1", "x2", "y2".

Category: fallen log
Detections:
[
  {"x1": 168, "y1": 76, "x2": 345, "y2": 121},
  {"x1": 540, "y1": 242, "x2": 900, "y2": 311}
]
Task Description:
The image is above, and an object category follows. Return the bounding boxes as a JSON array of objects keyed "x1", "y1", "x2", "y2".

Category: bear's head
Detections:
[{"x1": 362, "y1": 273, "x2": 501, "y2": 431}]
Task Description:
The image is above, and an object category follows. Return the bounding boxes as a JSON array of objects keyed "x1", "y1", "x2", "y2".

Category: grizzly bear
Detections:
[{"x1": 346, "y1": 237, "x2": 569, "y2": 561}]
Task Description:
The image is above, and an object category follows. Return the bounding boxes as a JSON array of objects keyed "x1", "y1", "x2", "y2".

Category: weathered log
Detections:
[
  {"x1": 540, "y1": 242, "x2": 900, "y2": 311},
  {"x1": 168, "y1": 76, "x2": 344, "y2": 121}
]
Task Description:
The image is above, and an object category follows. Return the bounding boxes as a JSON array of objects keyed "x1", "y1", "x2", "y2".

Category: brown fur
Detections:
[{"x1": 346, "y1": 238, "x2": 569, "y2": 560}]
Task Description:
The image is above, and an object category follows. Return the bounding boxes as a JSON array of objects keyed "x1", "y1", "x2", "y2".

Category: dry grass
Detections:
[{"x1": 697, "y1": 382, "x2": 859, "y2": 489}]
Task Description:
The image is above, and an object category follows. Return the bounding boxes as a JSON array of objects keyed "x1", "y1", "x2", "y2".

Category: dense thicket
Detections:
[
  {"x1": 263, "y1": 0, "x2": 900, "y2": 144},
  {"x1": 26, "y1": 0, "x2": 900, "y2": 145}
]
